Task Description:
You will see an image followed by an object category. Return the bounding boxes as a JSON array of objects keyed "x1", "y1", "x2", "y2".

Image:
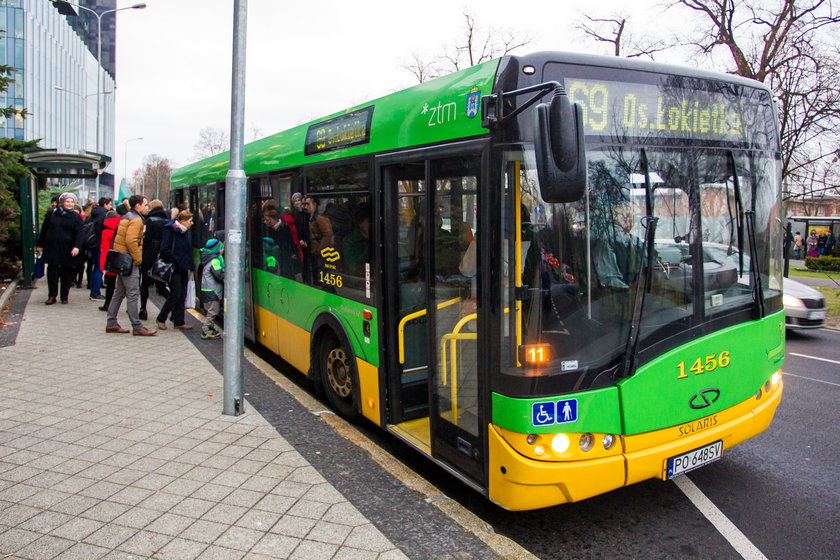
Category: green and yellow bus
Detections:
[{"x1": 171, "y1": 51, "x2": 784, "y2": 511}]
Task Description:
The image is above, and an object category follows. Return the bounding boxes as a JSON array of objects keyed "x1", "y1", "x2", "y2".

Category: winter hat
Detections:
[
  {"x1": 58, "y1": 192, "x2": 77, "y2": 204},
  {"x1": 291, "y1": 192, "x2": 303, "y2": 202},
  {"x1": 204, "y1": 238, "x2": 224, "y2": 253}
]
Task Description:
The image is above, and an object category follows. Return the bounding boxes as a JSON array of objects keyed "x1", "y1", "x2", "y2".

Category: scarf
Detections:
[{"x1": 173, "y1": 221, "x2": 188, "y2": 233}]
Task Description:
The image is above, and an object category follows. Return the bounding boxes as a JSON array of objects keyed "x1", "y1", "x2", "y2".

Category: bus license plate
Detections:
[{"x1": 666, "y1": 440, "x2": 722, "y2": 479}]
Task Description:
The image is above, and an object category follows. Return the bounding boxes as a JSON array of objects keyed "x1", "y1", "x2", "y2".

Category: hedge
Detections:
[{"x1": 805, "y1": 256, "x2": 840, "y2": 272}]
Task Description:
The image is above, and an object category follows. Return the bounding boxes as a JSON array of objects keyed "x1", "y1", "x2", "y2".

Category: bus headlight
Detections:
[
  {"x1": 771, "y1": 371, "x2": 782, "y2": 386},
  {"x1": 579, "y1": 433, "x2": 595, "y2": 452},
  {"x1": 551, "y1": 433, "x2": 570, "y2": 453},
  {"x1": 602, "y1": 434, "x2": 616, "y2": 450}
]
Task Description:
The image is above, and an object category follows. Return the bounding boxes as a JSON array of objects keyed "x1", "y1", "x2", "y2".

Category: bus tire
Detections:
[{"x1": 319, "y1": 332, "x2": 361, "y2": 421}]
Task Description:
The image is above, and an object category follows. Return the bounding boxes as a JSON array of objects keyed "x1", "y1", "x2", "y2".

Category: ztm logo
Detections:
[{"x1": 321, "y1": 247, "x2": 341, "y2": 262}]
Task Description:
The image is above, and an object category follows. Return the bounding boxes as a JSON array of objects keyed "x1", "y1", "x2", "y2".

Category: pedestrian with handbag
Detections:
[
  {"x1": 139, "y1": 199, "x2": 170, "y2": 320},
  {"x1": 156, "y1": 210, "x2": 195, "y2": 331},
  {"x1": 36, "y1": 192, "x2": 85, "y2": 305},
  {"x1": 105, "y1": 195, "x2": 156, "y2": 336}
]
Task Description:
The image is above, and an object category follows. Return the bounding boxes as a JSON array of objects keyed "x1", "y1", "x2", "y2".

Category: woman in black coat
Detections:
[
  {"x1": 156, "y1": 210, "x2": 195, "y2": 329},
  {"x1": 37, "y1": 192, "x2": 85, "y2": 304},
  {"x1": 139, "y1": 200, "x2": 171, "y2": 320}
]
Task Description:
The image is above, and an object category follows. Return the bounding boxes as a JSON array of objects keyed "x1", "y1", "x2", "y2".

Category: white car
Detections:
[{"x1": 784, "y1": 277, "x2": 827, "y2": 330}]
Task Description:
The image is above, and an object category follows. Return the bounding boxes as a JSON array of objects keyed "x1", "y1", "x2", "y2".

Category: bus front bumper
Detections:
[{"x1": 488, "y1": 378, "x2": 783, "y2": 511}]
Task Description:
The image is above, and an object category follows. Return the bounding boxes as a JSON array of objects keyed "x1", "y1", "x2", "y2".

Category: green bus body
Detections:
[{"x1": 171, "y1": 51, "x2": 784, "y2": 510}]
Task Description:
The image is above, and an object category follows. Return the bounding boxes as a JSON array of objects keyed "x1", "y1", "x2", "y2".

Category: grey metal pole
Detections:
[
  {"x1": 223, "y1": 0, "x2": 248, "y2": 416},
  {"x1": 95, "y1": 13, "x2": 102, "y2": 201}
]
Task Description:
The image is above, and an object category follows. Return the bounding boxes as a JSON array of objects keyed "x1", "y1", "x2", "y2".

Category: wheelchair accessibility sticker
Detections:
[{"x1": 532, "y1": 399, "x2": 578, "y2": 427}]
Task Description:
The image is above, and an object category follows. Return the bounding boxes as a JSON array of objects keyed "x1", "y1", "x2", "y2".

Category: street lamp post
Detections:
[
  {"x1": 54, "y1": 86, "x2": 112, "y2": 152},
  {"x1": 52, "y1": 1, "x2": 147, "y2": 200},
  {"x1": 125, "y1": 137, "x2": 142, "y2": 196}
]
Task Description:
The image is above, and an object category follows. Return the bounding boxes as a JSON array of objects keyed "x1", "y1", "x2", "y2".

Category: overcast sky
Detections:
[{"x1": 114, "y1": 0, "x2": 691, "y2": 181}]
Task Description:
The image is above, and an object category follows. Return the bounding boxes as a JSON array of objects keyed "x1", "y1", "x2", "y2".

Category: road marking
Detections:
[
  {"x1": 788, "y1": 352, "x2": 840, "y2": 366},
  {"x1": 673, "y1": 475, "x2": 768, "y2": 560},
  {"x1": 782, "y1": 371, "x2": 840, "y2": 387}
]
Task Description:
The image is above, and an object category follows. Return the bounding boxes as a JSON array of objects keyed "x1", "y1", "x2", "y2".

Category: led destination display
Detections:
[
  {"x1": 562, "y1": 75, "x2": 774, "y2": 147},
  {"x1": 305, "y1": 106, "x2": 374, "y2": 156}
]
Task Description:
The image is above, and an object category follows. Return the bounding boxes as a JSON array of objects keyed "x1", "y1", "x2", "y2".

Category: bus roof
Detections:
[
  {"x1": 171, "y1": 51, "x2": 776, "y2": 189},
  {"x1": 171, "y1": 58, "x2": 501, "y2": 189}
]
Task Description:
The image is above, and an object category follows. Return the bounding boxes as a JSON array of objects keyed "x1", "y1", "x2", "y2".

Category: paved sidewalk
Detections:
[{"x1": 0, "y1": 286, "x2": 497, "y2": 560}]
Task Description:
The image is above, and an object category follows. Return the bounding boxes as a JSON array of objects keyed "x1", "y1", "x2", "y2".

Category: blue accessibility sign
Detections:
[
  {"x1": 532, "y1": 402, "x2": 556, "y2": 426},
  {"x1": 531, "y1": 398, "x2": 578, "y2": 427}
]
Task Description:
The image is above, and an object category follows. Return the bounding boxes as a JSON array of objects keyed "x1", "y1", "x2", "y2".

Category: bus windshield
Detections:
[{"x1": 499, "y1": 144, "x2": 782, "y2": 395}]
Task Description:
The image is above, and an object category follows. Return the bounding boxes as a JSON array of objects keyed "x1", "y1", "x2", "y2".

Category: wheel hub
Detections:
[{"x1": 326, "y1": 347, "x2": 352, "y2": 398}]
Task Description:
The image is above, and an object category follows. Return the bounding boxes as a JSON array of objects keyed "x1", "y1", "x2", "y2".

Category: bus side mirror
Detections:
[{"x1": 533, "y1": 92, "x2": 586, "y2": 203}]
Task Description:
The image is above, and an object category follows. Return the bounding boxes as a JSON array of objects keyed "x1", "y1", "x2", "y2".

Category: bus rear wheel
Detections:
[{"x1": 320, "y1": 334, "x2": 360, "y2": 420}]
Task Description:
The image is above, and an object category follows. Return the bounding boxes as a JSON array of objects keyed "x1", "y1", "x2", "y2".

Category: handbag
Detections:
[
  {"x1": 33, "y1": 253, "x2": 44, "y2": 279},
  {"x1": 150, "y1": 258, "x2": 174, "y2": 284},
  {"x1": 149, "y1": 232, "x2": 176, "y2": 284},
  {"x1": 104, "y1": 250, "x2": 133, "y2": 276}
]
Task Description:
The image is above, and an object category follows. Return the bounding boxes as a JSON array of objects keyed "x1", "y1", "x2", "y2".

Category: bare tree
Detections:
[
  {"x1": 136, "y1": 154, "x2": 173, "y2": 204},
  {"x1": 192, "y1": 127, "x2": 230, "y2": 161},
  {"x1": 403, "y1": 11, "x2": 531, "y2": 83},
  {"x1": 576, "y1": 13, "x2": 676, "y2": 59},
  {"x1": 670, "y1": 0, "x2": 840, "y2": 200}
]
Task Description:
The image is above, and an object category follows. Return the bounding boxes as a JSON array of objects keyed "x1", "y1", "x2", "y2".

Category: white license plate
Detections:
[
  {"x1": 808, "y1": 311, "x2": 826, "y2": 320},
  {"x1": 666, "y1": 440, "x2": 722, "y2": 479}
]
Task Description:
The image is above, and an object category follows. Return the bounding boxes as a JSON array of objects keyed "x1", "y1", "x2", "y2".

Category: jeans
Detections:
[
  {"x1": 203, "y1": 300, "x2": 220, "y2": 328},
  {"x1": 107, "y1": 267, "x2": 142, "y2": 329},
  {"x1": 89, "y1": 251, "x2": 102, "y2": 296},
  {"x1": 157, "y1": 271, "x2": 189, "y2": 327}
]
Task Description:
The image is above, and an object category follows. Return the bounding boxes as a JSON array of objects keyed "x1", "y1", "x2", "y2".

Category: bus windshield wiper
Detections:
[
  {"x1": 620, "y1": 214, "x2": 658, "y2": 378},
  {"x1": 745, "y1": 210, "x2": 765, "y2": 319},
  {"x1": 728, "y1": 152, "x2": 745, "y2": 278}
]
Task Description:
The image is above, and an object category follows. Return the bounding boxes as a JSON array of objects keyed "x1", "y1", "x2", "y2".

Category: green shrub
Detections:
[{"x1": 805, "y1": 256, "x2": 840, "y2": 272}]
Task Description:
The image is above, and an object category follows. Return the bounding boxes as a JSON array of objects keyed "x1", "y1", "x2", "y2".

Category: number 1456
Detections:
[{"x1": 677, "y1": 351, "x2": 730, "y2": 379}]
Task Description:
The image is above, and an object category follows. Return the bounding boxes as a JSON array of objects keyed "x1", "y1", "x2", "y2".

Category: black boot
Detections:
[{"x1": 139, "y1": 309, "x2": 148, "y2": 320}]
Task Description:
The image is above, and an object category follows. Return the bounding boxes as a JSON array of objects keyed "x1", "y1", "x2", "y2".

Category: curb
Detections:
[
  {"x1": 0, "y1": 275, "x2": 20, "y2": 311},
  {"x1": 244, "y1": 348, "x2": 539, "y2": 560}
]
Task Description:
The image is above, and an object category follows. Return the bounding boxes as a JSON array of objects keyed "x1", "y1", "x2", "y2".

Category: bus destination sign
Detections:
[
  {"x1": 305, "y1": 106, "x2": 374, "y2": 156},
  {"x1": 564, "y1": 77, "x2": 770, "y2": 145}
]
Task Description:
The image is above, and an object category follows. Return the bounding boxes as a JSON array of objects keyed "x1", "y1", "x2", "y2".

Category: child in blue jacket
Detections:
[{"x1": 199, "y1": 239, "x2": 225, "y2": 339}]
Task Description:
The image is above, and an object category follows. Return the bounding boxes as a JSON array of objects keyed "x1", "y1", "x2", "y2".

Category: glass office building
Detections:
[{"x1": 1, "y1": 0, "x2": 116, "y2": 196}]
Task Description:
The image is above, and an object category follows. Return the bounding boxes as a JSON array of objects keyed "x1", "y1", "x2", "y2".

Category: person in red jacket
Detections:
[{"x1": 98, "y1": 210, "x2": 121, "y2": 311}]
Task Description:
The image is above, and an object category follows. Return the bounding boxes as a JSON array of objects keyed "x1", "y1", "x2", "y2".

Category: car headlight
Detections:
[{"x1": 783, "y1": 294, "x2": 805, "y2": 309}]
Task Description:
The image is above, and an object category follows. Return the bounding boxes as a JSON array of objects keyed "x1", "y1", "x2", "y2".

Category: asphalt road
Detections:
[{"x1": 254, "y1": 326, "x2": 840, "y2": 560}]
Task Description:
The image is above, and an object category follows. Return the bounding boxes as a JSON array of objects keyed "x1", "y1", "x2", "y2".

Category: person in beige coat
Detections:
[{"x1": 106, "y1": 194, "x2": 157, "y2": 336}]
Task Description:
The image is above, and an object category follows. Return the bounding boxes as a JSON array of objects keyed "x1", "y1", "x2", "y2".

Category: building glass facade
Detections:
[{"x1": 1, "y1": 0, "x2": 116, "y2": 196}]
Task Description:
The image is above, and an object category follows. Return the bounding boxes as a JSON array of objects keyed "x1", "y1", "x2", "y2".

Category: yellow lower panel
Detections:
[
  {"x1": 356, "y1": 358, "x2": 380, "y2": 425},
  {"x1": 488, "y1": 379, "x2": 783, "y2": 511},
  {"x1": 275, "y1": 314, "x2": 311, "y2": 375},
  {"x1": 488, "y1": 426, "x2": 626, "y2": 511},
  {"x1": 255, "y1": 305, "x2": 280, "y2": 356},
  {"x1": 624, "y1": 378, "x2": 783, "y2": 485}
]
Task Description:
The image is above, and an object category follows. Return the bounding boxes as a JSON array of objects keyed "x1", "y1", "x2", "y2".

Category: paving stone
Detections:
[
  {"x1": 82, "y1": 523, "x2": 138, "y2": 549},
  {"x1": 117, "y1": 529, "x2": 173, "y2": 556},
  {"x1": 250, "y1": 532, "x2": 300, "y2": 557},
  {"x1": 15, "y1": 534, "x2": 76, "y2": 558},
  {"x1": 195, "y1": 544, "x2": 246, "y2": 560},
  {"x1": 0, "y1": 527, "x2": 43, "y2": 552},
  {"x1": 270, "y1": 514, "x2": 317, "y2": 539},
  {"x1": 154, "y1": 536, "x2": 208, "y2": 560},
  {"x1": 52, "y1": 515, "x2": 104, "y2": 541},
  {"x1": 290, "y1": 539, "x2": 339, "y2": 560},
  {"x1": 54, "y1": 541, "x2": 111, "y2": 560},
  {"x1": 179, "y1": 519, "x2": 229, "y2": 544},
  {"x1": 213, "y1": 525, "x2": 264, "y2": 551}
]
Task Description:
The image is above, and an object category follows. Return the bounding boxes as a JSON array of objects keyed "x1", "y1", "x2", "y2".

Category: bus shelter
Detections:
[{"x1": 19, "y1": 149, "x2": 110, "y2": 289}]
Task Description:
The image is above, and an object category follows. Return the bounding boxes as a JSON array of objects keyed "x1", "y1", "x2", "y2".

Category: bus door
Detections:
[{"x1": 379, "y1": 144, "x2": 485, "y2": 485}]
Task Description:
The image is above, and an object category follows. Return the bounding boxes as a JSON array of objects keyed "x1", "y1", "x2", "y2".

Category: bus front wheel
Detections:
[{"x1": 320, "y1": 334, "x2": 360, "y2": 421}]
